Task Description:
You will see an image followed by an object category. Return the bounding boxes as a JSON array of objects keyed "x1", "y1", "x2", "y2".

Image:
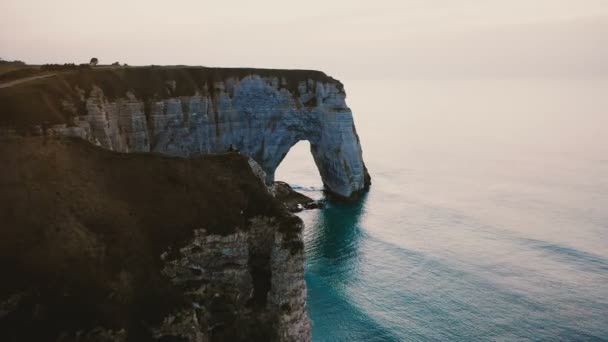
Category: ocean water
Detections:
[{"x1": 275, "y1": 79, "x2": 608, "y2": 341}]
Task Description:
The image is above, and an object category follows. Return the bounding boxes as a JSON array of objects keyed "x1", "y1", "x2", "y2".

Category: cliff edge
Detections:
[
  {"x1": 0, "y1": 136, "x2": 310, "y2": 341},
  {"x1": 0, "y1": 66, "x2": 370, "y2": 199}
]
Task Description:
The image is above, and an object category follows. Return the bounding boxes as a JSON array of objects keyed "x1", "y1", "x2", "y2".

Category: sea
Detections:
[{"x1": 274, "y1": 78, "x2": 608, "y2": 341}]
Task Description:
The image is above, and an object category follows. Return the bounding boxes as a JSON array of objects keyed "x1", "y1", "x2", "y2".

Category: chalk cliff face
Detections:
[
  {"x1": 0, "y1": 67, "x2": 370, "y2": 199},
  {"x1": 0, "y1": 137, "x2": 310, "y2": 341}
]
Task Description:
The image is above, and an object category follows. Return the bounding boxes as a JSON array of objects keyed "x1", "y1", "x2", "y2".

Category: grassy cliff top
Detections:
[
  {"x1": 0, "y1": 136, "x2": 291, "y2": 340},
  {"x1": 0, "y1": 65, "x2": 343, "y2": 130}
]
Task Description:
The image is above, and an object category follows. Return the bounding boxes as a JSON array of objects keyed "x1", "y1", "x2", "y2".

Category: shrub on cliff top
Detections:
[
  {"x1": 40, "y1": 63, "x2": 92, "y2": 71},
  {"x1": 0, "y1": 58, "x2": 26, "y2": 65}
]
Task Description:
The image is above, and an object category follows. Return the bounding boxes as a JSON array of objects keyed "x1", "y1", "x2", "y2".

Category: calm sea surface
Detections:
[{"x1": 275, "y1": 79, "x2": 608, "y2": 341}]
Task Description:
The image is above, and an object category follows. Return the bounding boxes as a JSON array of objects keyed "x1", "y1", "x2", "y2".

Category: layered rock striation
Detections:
[{"x1": 0, "y1": 67, "x2": 370, "y2": 199}]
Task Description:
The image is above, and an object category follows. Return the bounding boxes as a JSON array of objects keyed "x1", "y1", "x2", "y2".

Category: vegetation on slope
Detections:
[{"x1": 0, "y1": 136, "x2": 290, "y2": 340}]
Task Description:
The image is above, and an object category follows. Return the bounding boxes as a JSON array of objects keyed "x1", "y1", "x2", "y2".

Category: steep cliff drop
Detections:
[
  {"x1": 0, "y1": 67, "x2": 371, "y2": 199},
  {"x1": 0, "y1": 66, "x2": 370, "y2": 341},
  {"x1": 0, "y1": 137, "x2": 310, "y2": 341}
]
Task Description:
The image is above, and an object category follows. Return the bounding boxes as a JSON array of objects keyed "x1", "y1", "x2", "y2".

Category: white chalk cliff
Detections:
[{"x1": 47, "y1": 68, "x2": 370, "y2": 199}]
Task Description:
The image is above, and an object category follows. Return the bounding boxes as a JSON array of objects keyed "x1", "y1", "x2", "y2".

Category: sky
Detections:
[{"x1": 1, "y1": 0, "x2": 607, "y2": 79}]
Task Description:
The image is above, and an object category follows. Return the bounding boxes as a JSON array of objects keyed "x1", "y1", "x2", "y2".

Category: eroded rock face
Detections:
[
  {"x1": 46, "y1": 72, "x2": 369, "y2": 199},
  {"x1": 157, "y1": 220, "x2": 309, "y2": 342}
]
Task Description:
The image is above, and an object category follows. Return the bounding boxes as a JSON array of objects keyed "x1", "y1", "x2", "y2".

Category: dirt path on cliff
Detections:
[{"x1": 0, "y1": 74, "x2": 55, "y2": 89}]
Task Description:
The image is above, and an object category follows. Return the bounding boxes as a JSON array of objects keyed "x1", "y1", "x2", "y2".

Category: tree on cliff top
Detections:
[{"x1": 89, "y1": 57, "x2": 98, "y2": 66}]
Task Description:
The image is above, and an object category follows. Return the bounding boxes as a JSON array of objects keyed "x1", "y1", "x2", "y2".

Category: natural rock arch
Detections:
[
  {"x1": 146, "y1": 75, "x2": 371, "y2": 199},
  {"x1": 13, "y1": 71, "x2": 370, "y2": 199}
]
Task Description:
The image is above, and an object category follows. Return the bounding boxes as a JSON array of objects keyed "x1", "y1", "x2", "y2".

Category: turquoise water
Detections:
[{"x1": 276, "y1": 79, "x2": 608, "y2": 341}]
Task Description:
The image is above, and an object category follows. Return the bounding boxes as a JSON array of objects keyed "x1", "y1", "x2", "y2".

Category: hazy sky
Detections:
[{"x1": 1, "y1": 0, "x2": 607, "y2": 79}]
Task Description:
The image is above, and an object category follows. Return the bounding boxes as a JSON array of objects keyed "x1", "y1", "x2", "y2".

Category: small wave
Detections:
[
  {"x1": 524, "y1": 239, "x2": 608, "y2": 272},
  {"x1": 306, "y1": 272, "x2": 403, "y2": 342}
]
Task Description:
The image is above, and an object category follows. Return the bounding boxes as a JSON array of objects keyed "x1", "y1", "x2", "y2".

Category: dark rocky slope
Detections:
[{"x1": 0, "y1": 137, "x2": 310, "y2": 341}]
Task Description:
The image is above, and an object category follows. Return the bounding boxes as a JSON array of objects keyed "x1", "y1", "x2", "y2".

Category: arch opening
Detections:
[{"x1": 274, "y1": 141, "x2": 324, "y2": 198}]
